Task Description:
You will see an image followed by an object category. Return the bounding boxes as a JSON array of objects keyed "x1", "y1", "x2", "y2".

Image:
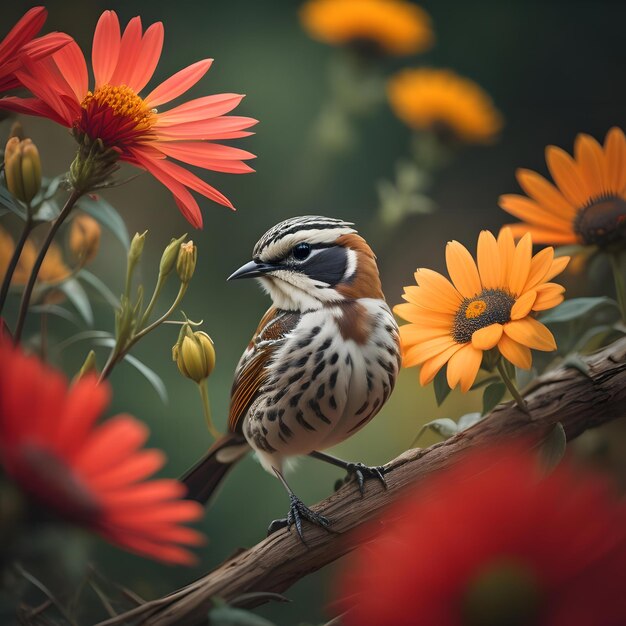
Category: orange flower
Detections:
[
  {"x1": 394, "y1": 228, "x2": 568, "y2": 391},
  {"x1": 388, "y1": 68, "x2": 503, "y2": 144},
  {"x1": 0, "y1": 7, "x2": 71, "y2": 94},
  {"x1": 0, "y1": 11, "x2": 257, "y2": 228},
  {"x1": 0, "y1": 343, "x2": 205, "y2": 564},
  {"x1": 499, "y1": 128, "x2": 626, "y2": 247},
  {"x1": 300, "y1": 0, "x2": 433, "y2": 56}
]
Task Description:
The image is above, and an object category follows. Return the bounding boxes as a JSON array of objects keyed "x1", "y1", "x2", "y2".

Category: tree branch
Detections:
[{"x1": 99, "y1": 338, "x2": 626, "y2": 626}]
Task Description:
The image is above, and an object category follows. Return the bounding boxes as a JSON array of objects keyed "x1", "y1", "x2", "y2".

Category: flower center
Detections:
[
  {"x1": 462, "y1": 559, "x2": 541, "y2": 626},
  {"x1": 75, "y1": 84, "x2": 156, "y2": 151},
  {"x1": 574, "y1": 195, "x2": 626, "y2": 248},
  {"x1": 453, "y1": 289, "x2": 515, "y2": 344}
]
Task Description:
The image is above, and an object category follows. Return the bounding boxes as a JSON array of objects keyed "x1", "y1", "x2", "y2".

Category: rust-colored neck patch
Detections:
[
  {"x1": 336, "y1": 300, "x2": 372, "y2": 345},
  {"x1": 335, "y1": 233, "x2": 384, "y2": 300}
]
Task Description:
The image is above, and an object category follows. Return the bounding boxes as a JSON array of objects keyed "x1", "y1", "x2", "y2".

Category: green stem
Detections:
[
  {"x1": 138, "y1": 274, "x2": 166, "y2": 330},
  {"x1": 0, "y1": 215, "x2": 34, "y2": 314},
  {"x1": 609, "y1": 252, "x2": 626, "y2": 324},
  {"x1": 13, "y1": 190, "x2": 81, "y2": 342},
  {"x1": 496, "y1": 359, "x2": 530, "y2": 415},
  {"x1": 198, "y1": 380, "x2": 220, "y2": 439}
]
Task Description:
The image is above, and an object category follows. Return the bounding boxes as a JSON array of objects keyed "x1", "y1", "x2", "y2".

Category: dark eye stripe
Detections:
[{"x1": 298, "y1": 246, "x2": 347, "y2": 286}]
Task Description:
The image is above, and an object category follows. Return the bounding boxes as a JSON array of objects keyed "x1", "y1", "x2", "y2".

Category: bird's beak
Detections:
[{"x1": 227, "y1": 260, "x2": 276, "y2": 281}]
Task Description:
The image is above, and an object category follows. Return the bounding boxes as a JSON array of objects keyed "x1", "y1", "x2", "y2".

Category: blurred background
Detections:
[{"x1": 1, "y1": 0, "x2": 625, "y2": 623}]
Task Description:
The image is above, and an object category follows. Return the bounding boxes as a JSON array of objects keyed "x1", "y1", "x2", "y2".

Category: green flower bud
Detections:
[
  {"x1": 5, "y1": 137, "x2": 42, "y2": 204},
  {"x1": 176, "y1": 240, "x2": 197, "y2": 284},
  {"x1": 172, "y1": 325, "x2": 215, "y2": 383},
  {"x1": 116, "y1": 295, "x2": 136, "y2": 348},
  {"x1": 128, "y1": 231, "x2": 147, "y2": 268},
  {"x1": 160, "y1": 233, "x2": 187, "y2": 277},
  {"x1": 74, "y1": 349, "x2": 97, "y2": 382}
]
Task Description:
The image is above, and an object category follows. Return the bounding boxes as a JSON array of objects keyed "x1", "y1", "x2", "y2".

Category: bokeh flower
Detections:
[
  {"x1": 0, "y1": 342, "x2": 205, "y2": 564},
  {"x1": 394, "y1": 228, "x2": 568, "y2": 391},
  {"x1": 300, "y1": 0, "x2": 433, "y2": 56},
  {"x1": 336, "y1": 446, "x2": 626, "y2": 626},
  {"x1": 499, "y1": 128, "x2": 626, "y2": 248},
  {"x1": 69, "y1": 213, "x2": 101, "y2": 264},
  {"x1": 388, "y1": 68, "x2": 503, "y2": 144},
  {"x1": 0, "y1": 10, "x2": 257, "y2": 228},
  {"x1": 0, "y1": 6, "x2": 71, "y2": 94}
]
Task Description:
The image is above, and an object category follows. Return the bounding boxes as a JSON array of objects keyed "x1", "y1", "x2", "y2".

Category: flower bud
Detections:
[
  {"x1": 172, "y1": 325, "x2": 216, "y2": 383},
  {"x1": 4, "y1": 137, "x2": 42, "y2": 204},
  {"x1": 74, "y1": 349, "x2": 97, "y2": 382},
  {"x1": 176, "y1": 240, "x2": 197, "y2": 284},
  {"x1": 160, "y1": 233, "x2": 187, "y2": 277},
  {"x1": 128, "y1": 231, "x2": 147, "y2": 268},
  {"x1": 69, "y1": 214, "x2": 101, "y2": 264}
]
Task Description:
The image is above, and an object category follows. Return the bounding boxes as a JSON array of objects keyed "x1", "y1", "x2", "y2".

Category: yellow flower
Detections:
[
  {"x1": 300, "y1": 0, "x2": 433, "y2": 56},
  {"x1": 387, "y1": 68, "x2": 503, "y2": 144},
  {"x1": 394, "y1": 228, "x2": 569, "y2": 392},
  {"x1": 499, "y1": 128, "x2": 626, "y2": 248}
]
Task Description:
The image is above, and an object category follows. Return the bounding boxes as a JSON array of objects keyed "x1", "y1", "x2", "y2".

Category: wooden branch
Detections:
[{"x1": 99, "y1": 337, "x2": 626, "y2": 626}]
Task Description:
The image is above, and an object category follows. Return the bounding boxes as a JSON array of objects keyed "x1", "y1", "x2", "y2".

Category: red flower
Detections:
[
  {"x1": 0, "y1": 343, "x2": 205, "y2": 565},
  {"x1": 0, "y1": 6, "x2": 71, "y2": 94},
  {"x1": 335, "y1": 446, "x2": 626, "y2": 626},
  {"x1": 0, "y1": 11, "x2": 256, "y2": 228}
]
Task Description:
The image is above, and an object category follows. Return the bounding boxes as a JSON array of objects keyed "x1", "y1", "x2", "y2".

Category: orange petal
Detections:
[
  {"x1": 546, "y1": 145, "x2": 589, "y2": 208},
  {"x1": 419, "y1": 343, "x2": 464, "y2": 385},
  {"x1": 516, "y1": 169, "x2": 576, "y2": 219},
  {"x1": 504, "y1": 318, "x2": 557, "y2": 351},
  {"x1": 394, "y1": 301, "x2": 452, "y2": 327},
  {"x1": 510, "y1": 290, "x2": 537, "y2": 320},
  {"x1": 399, "y1": 323, "x2": 451, "y2": 346},
  {"x1": 145, "y1": 59, "x2": 213, "y2": 108},
  {"x1": 403, "y1": 335, "x2": 458, "y2": 366},
  {"x1": 471, "y1": 323, "x2": 503, "y2": 350},
  {"x1": 508, "y1": 232, "x2": 532, "y2": 296},
  {"x1": 497, "y1": 227, "x2": 516, "y2": 284},
  {"x1": 446, "y1": 344, "x2": 482, "y2": 392},
  {"x1": 498, "y1": 334, "x2": 532, "y2": 369},
  {"x1": 532, "y1": 283, "x2": 565, "y2": 311},
  {"x1": 92, "y1": 10, "x2": 121, "y2": 88},
  {"x1": 604, "y1": 127, "x2": 626, "y2": 193},
  {"x1": 524, "y1": 247, "x2": 554, "y2": 292},
  {"x1": 499, "y1": 194, "x2": 570, "y2": 230},
  {"x1": 506, "y1": 223, "x2": 578, "y2": 246},
  {"x1": 445, "y1": 241, "x2": 481, "y2": 298},
  {"x1": 575, "y1": 134, "x2": 605, "y2": 199},
  {"x1": 413, "y1": 268, "x2": 463, "y2": 312},
  {"x1": 477, "y1": 230, "x2": 501, "y2": 289},
  {"x1": 545, "y1": 256, "x2": 570, "y2": 281}
]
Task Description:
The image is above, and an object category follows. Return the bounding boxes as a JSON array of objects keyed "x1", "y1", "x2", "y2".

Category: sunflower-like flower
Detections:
[
  {"x1": 336, "y1": 446, "x2": 626, "y2": 626},
  {"x1": 387, "y1": 68, "x2": 503, "y2": 144},
  {"x1": 394, "y1": 228, "x2": 569, "y2": 391},
  {"x1": 300, "y1": 0, "x2": 433, "y2": 56},
  {"x1": 0, "y1": 11, "x2": 257, "y2": 228},
  {"x1": 0, "y1": 343, "x2": 205, "y2": 564},
  {"x1": 0, "y1": 7, "x2": 71, "y2": 94},
  {"x1": 499, "y1": 128, "x2": 626, "y2": 249}
]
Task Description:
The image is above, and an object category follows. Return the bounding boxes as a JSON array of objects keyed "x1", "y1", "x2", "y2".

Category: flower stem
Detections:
[
  {"x1": 198, "y1": 380, "x2": 220, "y2": 439},
  {"x1": 496, "y1": 359, "x2": 530, "y2": 415},
  {"x1": 138, "y1": 274, "x2": 166, "y2": 330},
  {"x1": 13, "y1": 190, "x2": 82, "y2": 342},
  {"x1": 0, "y1": 215, "x2": 34, "y2": 315},
  {"x1": 609, "y1": 252, "x2": 626, "y2": 324}
]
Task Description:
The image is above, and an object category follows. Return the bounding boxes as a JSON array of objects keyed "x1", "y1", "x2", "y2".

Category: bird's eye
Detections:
[{"x1": 292, "y1": 242, "x2": 311, "y2": 261}]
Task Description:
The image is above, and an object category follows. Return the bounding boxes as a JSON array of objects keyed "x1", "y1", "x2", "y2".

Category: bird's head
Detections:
[{"x1": 228, "y1": 216, "x2": 384, "y2": 311}]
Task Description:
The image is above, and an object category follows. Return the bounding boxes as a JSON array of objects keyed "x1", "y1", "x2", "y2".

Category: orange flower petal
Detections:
[
  {"x1": 497, "y1": 334, "x2": 532, "y2": 369},
  {"x1": 506, "y1": 223, "x2": 578, "y2": 246},
  {"x1": 497, "y1": 227, "x2": 516, "y2": 284},
  {"x1": 92, "y1": 10, "x2": 121, "y2": 88},
  {"x1": 446, "y1": 343, "x2": 482, "y2": 392},
  {"x1": 412, "y1": 268, "x2": 463, "y2": 311},
  {"x1": 532, "y1": 283, "x2": 565, "y2": 311},
  {"x1": 394, "y1": 302, "x2": 452, "y2": 327},
  {"x1": 419, "y1": 343, "x2": 464, "y2": 385},
  {"x1": 504, "y1": 318, "x2": 556, "y2": 351},
  {"x1": 144, "y1": 58, "x2": 213, "y2": 108},
  {"x1": 445, "y1": 241, "x2": 481, "y2": 298},
  {"x1": 575, "y1": 134, "x2": 605, "y2": 199},
  {"x1": 604, "y1": 127, "x2": 626, "y2": 193},
  {"x1": 399, "y1": 323, "x2": 451, "y2": 346},
  {"x1": 404, "y1": 335, "x2": 458, "y2": 367},
  {"x1": 476, "y1": 230, "x2": 501, "y2": 289},
  {"x1": 510, "y1": 290, "x2": 536, "y2": 320},
  {"x1": 508, "y1": 232, "x2": 532, "y2": 296},
  {"x1": 471, "y1": 323, "x2": 503, "y2": 350},
  {"x1": 545, "y1": 145, "x2": 589, "y2": 208},
  {"x1": 524, "y1": 247, "x2": 554, "y2": 292},
  {"x1": 515, "y1": 169, "x2": 576, "y2": 220},
  {"x1": 545, "y1": 256, "x2": 570, "y2": 281}
]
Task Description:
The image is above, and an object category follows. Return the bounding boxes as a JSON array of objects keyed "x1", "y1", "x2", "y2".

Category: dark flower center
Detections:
[
  {"x1": 463, "y1": 559, "x2": 542, "y2": 626},
  {"x1": 452, "y1": 289, "x2": 515, "y2": 344},
  {"x1": 573, "y1": 195, "x2": 626, "y2": 248}
]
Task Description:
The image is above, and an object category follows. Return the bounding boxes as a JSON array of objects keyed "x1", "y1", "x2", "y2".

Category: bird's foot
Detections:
[
  {"x1": 267, "y1": 494, "x2": 331, "y2": 544},
  {"x1": 343, "y1": 462, "x2": 387, "y2": 496}
]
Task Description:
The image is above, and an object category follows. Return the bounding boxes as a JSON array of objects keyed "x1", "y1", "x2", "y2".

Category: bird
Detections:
[{"x1": 182, "y1": 216, "x2": 401, "y2": 540}]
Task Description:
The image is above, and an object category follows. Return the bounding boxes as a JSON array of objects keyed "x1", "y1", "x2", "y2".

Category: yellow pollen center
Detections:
[
  {"x1": 81, "y1": 84, "x2": 154, "y2": 127},
  {"x1": 465, "y1": 300, "x2": 487, "y2": 319}
]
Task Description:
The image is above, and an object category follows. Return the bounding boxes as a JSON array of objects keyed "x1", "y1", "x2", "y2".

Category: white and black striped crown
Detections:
[{"x1": 253, "y1": 216, "x2": 356, "y2": 262}]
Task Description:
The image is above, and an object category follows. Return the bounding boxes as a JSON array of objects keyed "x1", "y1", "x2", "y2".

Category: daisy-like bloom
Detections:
[
  {"x1": 388, "y1": 68, "x2": 503, "y2": 144},
  {"x1": 300, "y1": 0, "x2": 433, "y2": 56},
  {"x1": 394, "y1": 228, "x2": 569, "y2": 391},
  {"x1": 0, "y1": 11, "x2": 257, "y2": 228},
  {"x1": 499, "y1": 128, "x2": 626, "y2": 248},
  {"x1": 0, "y1": 343, "x2": 205, "y2": 564},
  {"x1": 0, "y1": 7, "x2": 71, "y2": 94},
  {"x1": 336, "y1": 446, "x2": 626, "y2": 626}
]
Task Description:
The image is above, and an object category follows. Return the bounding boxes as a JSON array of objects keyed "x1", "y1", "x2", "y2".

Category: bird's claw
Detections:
[
  {"x1": 267, "y1": 494, "x2": 331, "y2": 544},
  {"x1": 345, "y1": 462, "x2": 387, "y2": 496}
]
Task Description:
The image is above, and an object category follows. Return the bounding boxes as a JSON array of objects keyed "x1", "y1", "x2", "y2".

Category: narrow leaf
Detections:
[
  {"x1": 457, "y1": 412, "x2": 483, "y2": 431},
  {"x1": 58, "y1": 278, "x2": 94, "y2": 326},
  {"x1": 29, "y1": 303, "x2": 80, "y2": 326},
  {"x1": 482, "y1": 382, "x2": 506, "y2": 415},
  {"x1": 77, "y1": 194, "x2": 130, "y2": 249},
  {"x1": 539, "y1": 422, "x2": 567, "y2": 472},
  {"x1": 79, "y1": 269, "x2": 120, "y2": 308},
  {"x1": 56, "y1": 329, "x2": 113, "y2": 352},
  {"x1": 0, "y1": 186, "x2": 26, "y2": 219},
  {"x1": 208, "y1": 606, "x2": 277, "y2": 626},
  {"x1": 539, "y1": 297, "x2": 618, "y2": 324},
  {"x1": 433, "y1": 366, "x2": 451, "y2": 406}
]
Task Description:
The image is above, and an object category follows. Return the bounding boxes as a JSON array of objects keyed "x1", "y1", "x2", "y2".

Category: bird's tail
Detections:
[{"x1": 181, "y1": 432, "x2": 249, "y2": 505}]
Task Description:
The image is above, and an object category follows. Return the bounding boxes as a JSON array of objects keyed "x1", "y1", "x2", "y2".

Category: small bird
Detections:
[{"x1": 183, "y1": 216, "x2": 401, "y2": 539}]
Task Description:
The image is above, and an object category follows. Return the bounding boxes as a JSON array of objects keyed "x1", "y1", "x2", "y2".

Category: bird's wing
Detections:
[{"x1": 228, "y1": 307, "x2": 300, "y2": 433}]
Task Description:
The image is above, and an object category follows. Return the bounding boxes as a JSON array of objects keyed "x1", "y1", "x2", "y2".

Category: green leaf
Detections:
[
  {"x1": 29, "y1": 303, "x2": 80, "y2": 326},
  {"x1": 433, "y1": 366, "x2": 451, "y2": 406},
  {"x1": 57, "y1": 278, "x2": 94, "y2": 326},
  {"x1": 56, "y1": 329, "x2": 113, "y2": 352},
  {"x1": 574, "y1": 324, "x2": 626, "y2": 353},
  {"x1": 34, "y1": 198, "x2": 60, "y2": 222},
  {"x1": 208, "y1": 606, "x2": 277, "y2": 626},
  {"x1": 77, "y1": 194, "x2": 130, "y2": 249},
  {"x1": 482, "y1": 382, "x2": 506, "y2": 415},
  {"x1": 539, "y1": 297, "x2": 619, "y2": 325},
  {"x1": 539, "y1": 422, "x2": 567, "y2": 473},
  {"x1": 457, "y1": 412, "x2": 483, "y2": 431},
  {"x1": 79, "y1": 269, "x2": 120, "y2": 308},
  {"x1": 0, "y1": 185, "x2": 26, "y2": 219},
  {"x1": 413, "y1": 418, "x2": 458, "y2": 446},
  {"x1": 470, "y1": 375, "x2": 500, "y2": 390}
]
